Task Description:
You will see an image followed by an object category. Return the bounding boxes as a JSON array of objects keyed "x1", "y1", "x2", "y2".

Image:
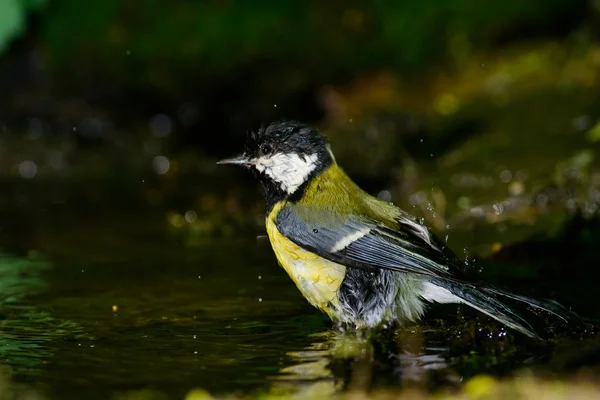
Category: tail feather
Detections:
[
  {"x1": 430, "y1": 280, "x2": 580, "y2": 339},
  {"x1": 480, "y1": 286, "x2": 581, "y2": 325}
]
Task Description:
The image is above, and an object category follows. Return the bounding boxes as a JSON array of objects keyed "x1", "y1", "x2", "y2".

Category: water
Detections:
[
  {"x1": 0, "y1": 201, "x2": 597, "y2": 400},
  {"x1": 0, "y1": 213, "x2": 326, "y2": 398}
]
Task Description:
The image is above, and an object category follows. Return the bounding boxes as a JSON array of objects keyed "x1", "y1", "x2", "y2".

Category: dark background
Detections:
[
  {"x1": 0, "y1": 2, "x2": 600, "y2": 398},
  {"x1": 2, "y1": 0, "x2": 600, "y2": 251}
]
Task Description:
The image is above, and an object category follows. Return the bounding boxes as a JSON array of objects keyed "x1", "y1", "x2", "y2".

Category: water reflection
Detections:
[
  {"x1": 0, "y1": 254, "x2": 72, "y2": 374},
  {"x1": 270, "y1": 328, "x2": 457, "y2": 397}
]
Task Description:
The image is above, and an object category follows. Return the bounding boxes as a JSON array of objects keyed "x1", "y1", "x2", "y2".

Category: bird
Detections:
[{"x1": 218, "y1": 120, "x2": 579, "y2": 339}]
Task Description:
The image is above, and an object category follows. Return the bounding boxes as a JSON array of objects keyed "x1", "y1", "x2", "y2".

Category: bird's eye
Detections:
[{"x1": 260, "y1": 143, "x2": 273, "y2": 155}]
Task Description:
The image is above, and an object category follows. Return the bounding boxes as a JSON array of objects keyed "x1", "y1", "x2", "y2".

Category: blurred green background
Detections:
[
  {"x1": 2, "y1": 0, "x2": 600, "y2": 254},
  {"x1": 1, "y1": 1, "x2": 600, "y2": 399}
]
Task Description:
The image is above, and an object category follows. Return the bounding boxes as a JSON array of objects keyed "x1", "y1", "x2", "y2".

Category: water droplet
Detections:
[
  {"x1": 149, "y1": 114, "x2": 172, "y2": 137},
  {"x1": 313, "y1": 229, "x2": 318, "y2": 234},
  {"x1": 508, "y1": 181, "x2": 525, "y2": 196},
  {"x1": 258, "y1": 298, "x2": 263, "y2": 302},
  {"x1": 377, "y1": 190, "x2": 392, "y2": 202},
  {"x1": 184, "y1": 210, "x2": 197, "y2": 223},
  {"x1": 492, "y1": 203, "x2": 504, "y2": 215},
  {"x1": 445, "y1": 235, "x2": 449, "y2": 243},
  {"x1": 572, "y1": 115, "x2": 590, "y2": 131},
  {"x1": 499, "y1": 169, "x2": 512, "y2": 183},
  {"x1": 536, "y1": 194, "x2": 548, "y2": 207},
  {"x1": 18, "y1": 160, "x2": 37, "y2": 179},
  {"x1": 258, "y1": 275, "x2": 262, "y2": 280},
  {"x1": 152, "y1": 155, "x2": 170, "y2": 174}
]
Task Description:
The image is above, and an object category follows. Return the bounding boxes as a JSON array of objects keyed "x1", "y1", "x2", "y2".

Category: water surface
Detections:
[{"x1": 0, "y1": 204, "x2": 597, "y2": 399}]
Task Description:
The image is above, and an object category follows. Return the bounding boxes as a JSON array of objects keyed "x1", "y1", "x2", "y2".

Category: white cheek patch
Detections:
[{"x1": 253, "y1": 153, "x2": 319, "y2": 194}]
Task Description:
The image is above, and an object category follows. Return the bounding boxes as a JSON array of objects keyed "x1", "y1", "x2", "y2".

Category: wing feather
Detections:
[
  {"x1": 275, "y1": 203, "x2": 583, "y2": 335},
  {"x1": 276, "y1": 204, "x2": 465, "y2": 280}
]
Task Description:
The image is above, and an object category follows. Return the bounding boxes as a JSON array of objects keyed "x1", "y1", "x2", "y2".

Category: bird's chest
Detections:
[{"x1": 265, "y1": 217, "x2": 346, "y2": 313}]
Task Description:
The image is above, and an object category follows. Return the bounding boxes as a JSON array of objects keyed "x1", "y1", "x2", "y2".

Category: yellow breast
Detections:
[{"x1": 265, "y1": 204, "x2": 346, "y2": 316}]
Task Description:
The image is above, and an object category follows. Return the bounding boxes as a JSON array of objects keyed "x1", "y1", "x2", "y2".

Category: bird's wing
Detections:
[{"x1": 275, "y1": 204, "x2": 466, "y2": 280}]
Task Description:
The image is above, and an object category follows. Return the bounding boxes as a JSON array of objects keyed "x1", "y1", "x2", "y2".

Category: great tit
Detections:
[{"x1": 218, "y1": 121, "x2": 579, "y2": 339}]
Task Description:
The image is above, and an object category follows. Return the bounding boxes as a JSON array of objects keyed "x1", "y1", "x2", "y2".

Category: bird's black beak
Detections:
[{"x1": 216, "y1": 155, "x2": 254, "y2": 167}]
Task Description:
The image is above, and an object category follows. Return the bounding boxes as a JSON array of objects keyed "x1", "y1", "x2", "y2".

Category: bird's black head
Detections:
[{"x1": 218, "y1": 121, "x2": 334, "y2": 206}]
